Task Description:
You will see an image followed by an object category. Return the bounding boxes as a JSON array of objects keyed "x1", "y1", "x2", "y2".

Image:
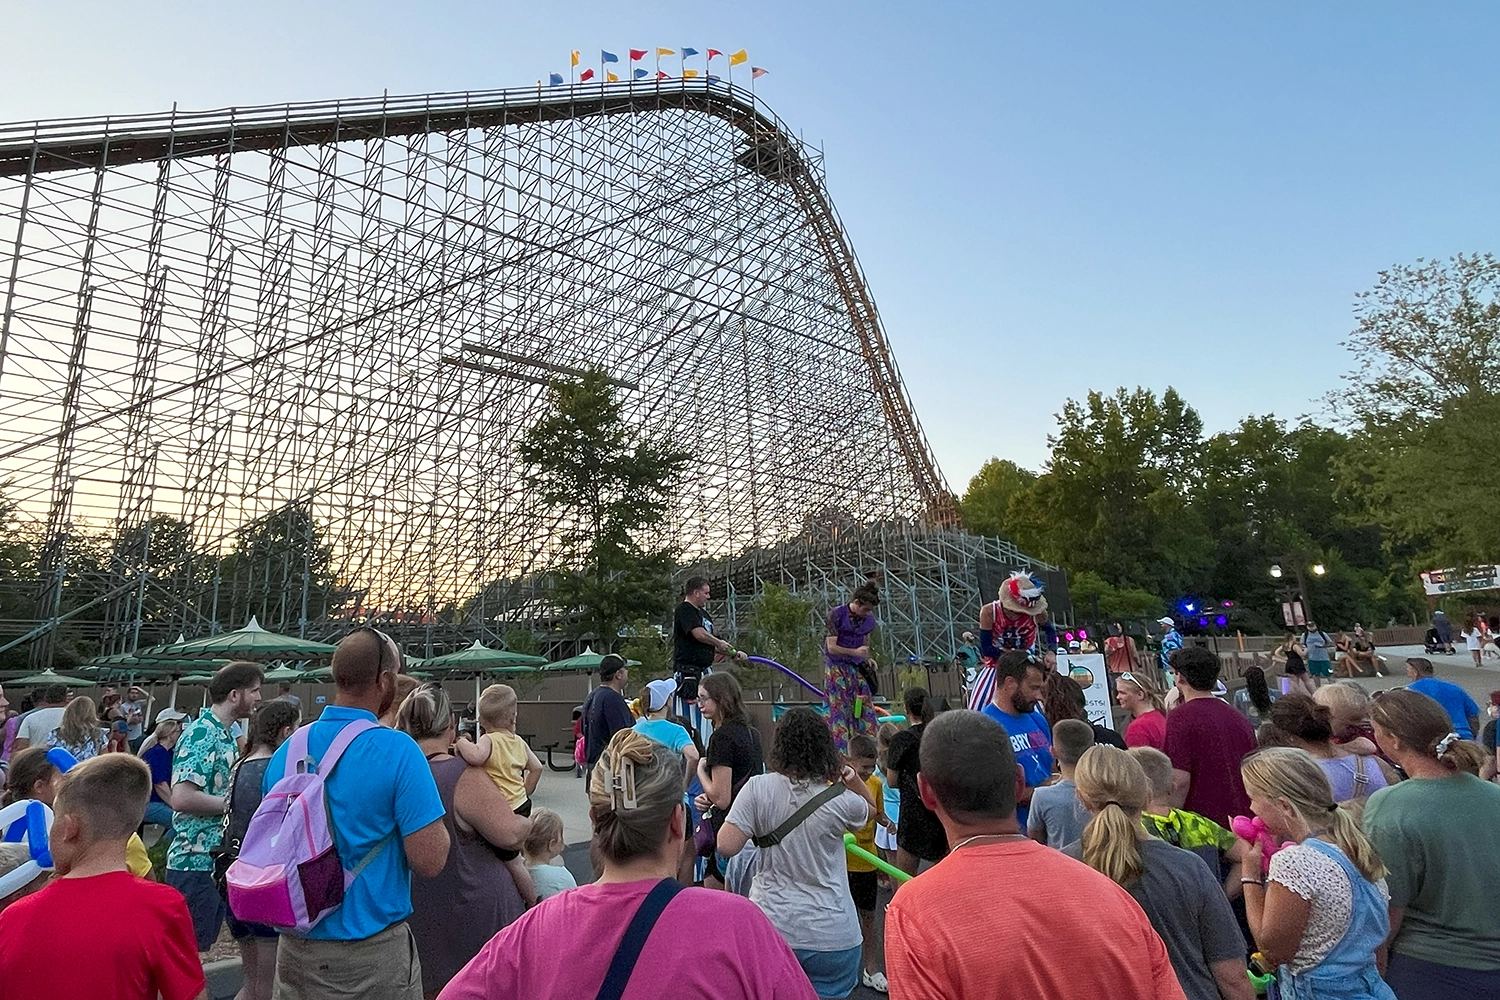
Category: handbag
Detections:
[
  {"x1": 693, "y1": 727, "x2": 761, "y2": 858},
  {"x1": 595, "y1": 879, "x2": 682, "y2": 1000},
  {"x1": 209, "y1": 756, "x2": 247, "y2": 896},
  {"x1": 751, "y1": 781, "x2": 845, "y2": 849}
]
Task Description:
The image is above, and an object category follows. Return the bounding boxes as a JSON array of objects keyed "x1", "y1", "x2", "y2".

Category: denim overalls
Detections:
[{"x1": 1279, "y1": 839, "x2": 1397, "y2": 1000}]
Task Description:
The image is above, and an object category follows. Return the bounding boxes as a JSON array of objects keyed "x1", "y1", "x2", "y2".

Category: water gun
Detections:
[{"x1": 1231, "y1": 815, "x2": 1294, "y2": 873}]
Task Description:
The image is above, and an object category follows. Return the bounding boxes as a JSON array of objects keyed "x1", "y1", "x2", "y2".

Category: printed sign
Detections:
[
  {"x1": 1420, "y1": 566, "x2": 1500, "y2": 596},
  {"x1": 1058, "y1": 652, "x2": 1114, "y2": 731}
]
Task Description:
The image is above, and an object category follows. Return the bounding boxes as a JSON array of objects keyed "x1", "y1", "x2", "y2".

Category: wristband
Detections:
[{"x1": 1240, "y1": 877, "x2": 1264, "y2": 886}]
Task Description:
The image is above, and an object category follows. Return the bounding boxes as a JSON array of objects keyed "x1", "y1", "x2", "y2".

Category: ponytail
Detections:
[
  {"x1": 1328, "y1": 804, "x2": 1387, "y2": 883},
  {"x1": 1081, "y1": 803, "x2": 1147, "y2": 888},
  {"x1": 1073, "y1": 745, "x2": 1150, "y2": 889}
]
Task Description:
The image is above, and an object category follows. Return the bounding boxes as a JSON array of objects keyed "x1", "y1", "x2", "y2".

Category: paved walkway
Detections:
[
  {"x1": 1348, "y1": 644, "x2": 1500, "y2": 701},
  {"x1": 529, "y1": 760, "x2": 596, "y2": 846}
]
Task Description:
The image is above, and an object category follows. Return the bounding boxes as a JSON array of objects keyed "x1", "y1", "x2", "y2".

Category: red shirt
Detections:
[
  {"x1": 0, "y1": 870, "x2": 205, "y2": 1000},
  {"x1": 1125, "y1": 709, "x2": 1168, "y2": 751},
  {"x1": 1164, "y1": 696, "x2": 1257, "y2": 828},
  {"x1": 885, "y1": 840, "x2": 1185, "y2": 1000}
]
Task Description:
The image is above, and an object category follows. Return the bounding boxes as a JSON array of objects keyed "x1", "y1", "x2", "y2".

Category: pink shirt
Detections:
[
  {"x1": 437, "y1": 880, "x2": 817, "y2": 1000},
  {"x1": 1125, "y1": 709, "x2": 1168, "y2": 751}
]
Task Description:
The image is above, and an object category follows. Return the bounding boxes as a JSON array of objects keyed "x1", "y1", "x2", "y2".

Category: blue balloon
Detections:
[
  {"x1": 46, "y1": 746, "x2": 79, "y2": 773},
  {"x1": 25, "y1": 800, "x2": 51, "y2": 868}
]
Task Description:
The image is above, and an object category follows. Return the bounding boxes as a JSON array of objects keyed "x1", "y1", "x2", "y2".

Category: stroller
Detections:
[{"x1": 1424, "y1": 627, "x2": 1445, "y2": 655}]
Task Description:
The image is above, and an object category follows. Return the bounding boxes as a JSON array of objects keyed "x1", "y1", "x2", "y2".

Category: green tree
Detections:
[
  {"x1": 741, "y1": 583, "x2": 822, "y2": 694},
  {"x1": 501, "y1": 626, "x2": 541, "y2": 657},
  {"x1": 517, "y1": 371, "x2": 691, "y2": 651},
  {"x1": 618, "y1": 618, "x2": 670, "y2": 679},
  {"x1": 959, "y1": 458, "x2": 1037, "y2": 539},
  {"x1": 215, "y1": 503, "x2": 343, "y2": 633}
]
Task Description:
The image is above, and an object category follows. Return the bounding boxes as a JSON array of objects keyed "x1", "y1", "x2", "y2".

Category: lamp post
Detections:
[{"x1": 1270, "y1": 558, "x2": 1326, "y2": 627}]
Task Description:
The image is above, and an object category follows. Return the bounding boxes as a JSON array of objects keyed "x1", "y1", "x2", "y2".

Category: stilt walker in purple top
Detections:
[{"x1": 825, "y1": 581, "x2": 882, "y2": 753}]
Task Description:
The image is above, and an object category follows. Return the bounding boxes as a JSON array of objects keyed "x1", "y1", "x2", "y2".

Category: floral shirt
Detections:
[{"x1": 166, "y1": 711, "x2": 237, "y2": 872}]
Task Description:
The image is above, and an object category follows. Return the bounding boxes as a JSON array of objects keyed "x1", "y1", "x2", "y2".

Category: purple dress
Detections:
[{"x1": 825, "y1": 604, "x2": 878, "y2": 753}]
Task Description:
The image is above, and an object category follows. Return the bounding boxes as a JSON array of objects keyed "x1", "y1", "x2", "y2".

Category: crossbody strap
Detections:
[
  {"x1": 595, "y1": 878, "x2": 682, "y2": 1000},
  {"x1": 753, "y1": 781, "x2": 845, "y2": 849}
]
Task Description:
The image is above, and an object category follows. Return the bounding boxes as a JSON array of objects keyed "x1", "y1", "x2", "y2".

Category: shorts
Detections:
[
  {"x1": 1308, "y1": 659, "x2": 1332, "y2": 677},
  {"x1": 847, "y1": 869, "x2": 877, "y2": 912},
  {"x1": 675, "y1": 670, "x2": 704, "y2": 702},
  {"x1": 792, "y1": 945, "x2": 863, "y2": 999},
  {"x1": 274, "y1": 921, "x2": 422, "y2": 1000},
  {"x1": 166, "y1": 867, "x2": 225, "y2": 951},
  {"x1": 874, "y1": 823, "x2": 897, "y2": 852},
  {"x1": 1285, "y1": 660, "x2": 1307, "y2": 676},
  {"x1": 227, "y1": 908, "x2": 279, "y2": 941}
]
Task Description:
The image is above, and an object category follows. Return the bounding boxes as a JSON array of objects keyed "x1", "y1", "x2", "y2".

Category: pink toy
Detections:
[{"x1": 1231, "y1": 815, "x2": 1294, "y2": 874}]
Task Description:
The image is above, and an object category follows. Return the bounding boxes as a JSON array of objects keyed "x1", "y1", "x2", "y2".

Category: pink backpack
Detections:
[{"x1": 225, "y1": 719, "x2": 389, "y2": 934}]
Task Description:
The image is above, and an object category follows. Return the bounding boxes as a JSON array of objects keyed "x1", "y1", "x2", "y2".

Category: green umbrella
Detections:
[
  {"x1": 261, "y1": 666, "x2": 308, "y2": 683},
  {"x1": 547, "y1": 647, "x2": 640, "y2": 672},
  {"x1": 152, "y1": 617, "x2": 337, "y2": 662},
  {"x1": 300, "y1": 666, "x2": 431, "y2": 681},
  {"x1": 5, "y1": 668, "x2": 94, "y2": 688},
  {"x1": 85, "y1": 649, "x2": 229, "y2": 671},
  {"x1": 176, "y1": 673, "x2": 218, "y2": 684},
  {"x1": 420, "y1": 641, "x2": 547, "y2": 672}
]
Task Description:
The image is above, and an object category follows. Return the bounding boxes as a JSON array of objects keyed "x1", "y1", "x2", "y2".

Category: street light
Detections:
[
  {"x1": 1270, "y1": 556, "x2": 1322, "y2": 627},
  {"x1": 1269, "y1": 565, "x2": 1283, "y2": 579},
  {"x1": 1311, "y1": 563, "x2": 1326, "y2": 577}
]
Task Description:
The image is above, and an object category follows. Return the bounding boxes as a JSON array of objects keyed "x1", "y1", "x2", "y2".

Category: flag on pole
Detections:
[
  {"x1": 657, "y1": 48, "x2": 675, "y2": 57},
  {"x1": 629, "y1": 48, "x2": 648, "y2": 61},
  {"x1": 602, "y1": 50, "x2": 619, "y2": 63},
  {"x1": 571, "y1": 51, "x2": 580, "y2": 67},
  {"x1": 579, "y1": 68, "x2": 595, "y2": 82},
  {"x1": 707, "y1": 49, "x2": 723, "y2": 60},
  {"x1": 707, "y1": 74, "x2": 721, "y2": 81},
  {"x1": 549, "y1": 73, "x2": 564, "y2": 86},
  {"x1": 729, "y1": 49, "x2": 748, "y2": 66},
  {"x1": 751, "y1": 66, "x2": 768, "y2": 79},
  {"x1": 683, "y1": 69, "x2": 700, "y2": 78},
  {"x1": 681, "y1": 47, "x2": 699, "y2": 57},
  {"x1": 633, "y1": 68, "x2": 649, "y2": 79},
  {"x1": 607, "y1": 71, "x2": 619, "y2": 82},
  {"x1": 657, "y1": 71, "x2": 670, "y2": 79}
]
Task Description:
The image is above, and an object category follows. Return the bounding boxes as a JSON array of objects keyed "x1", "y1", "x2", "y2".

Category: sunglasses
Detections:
[{"x1": 1118, "y1": 672, "x2": 1150, "y2": 692}]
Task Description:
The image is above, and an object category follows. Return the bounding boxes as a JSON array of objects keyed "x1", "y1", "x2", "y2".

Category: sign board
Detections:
[
  {"x1": 1057, "y1": 652, "x2": 1114, "y2": 731},
  {"x1": 1420, "y1": 566, "x2": 1500, "y2": 597},
  {"x1": 1281, "y1": 601, "x2": 1305, "y2": 627}
]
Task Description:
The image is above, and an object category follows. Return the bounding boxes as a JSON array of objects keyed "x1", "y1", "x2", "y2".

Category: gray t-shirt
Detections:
[
  {"x1": 1064, "y1": 838, "x2": 1242, "y2": 1000},
  {"x1": 1303, "y1": 631, "x2": 1332, "y2": 662},
  {"x1": 1027, "y1": 778, "x2": 1091, "y2": 850},
  {"x1": 16, "y1": 707, "x2": 65, "y2": 747},
  {"x1": 725, "y1": 772, "x2": 869, "y2": 951}
]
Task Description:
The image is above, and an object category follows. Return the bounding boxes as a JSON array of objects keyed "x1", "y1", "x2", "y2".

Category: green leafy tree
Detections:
[
  {"x1": 959, "y1": 458, "x2": 1037, "y2": 539},
  {"x1": 741, "y1": 583, "x2": 822, "y2": 694},
  {"x1": 618, "y1": 618, "x2": 670, "y2": 679},
  {"x1": 215, "y1": 503, "x2": 344, "y2": 632},
  {"x1": 501, "y1": 626, "x2": 541, "y2": 657},
  {"x1": 517, "y1": 371, "x2": 691, "y2": 651}
]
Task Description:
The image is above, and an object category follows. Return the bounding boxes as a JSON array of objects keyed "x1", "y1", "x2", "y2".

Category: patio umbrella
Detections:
[
  {"x1": 151, "y1": 616, "x2": 337, "y2": 662},
  {"x1": 260, "y1": 666, "x2": 308, "y2": 683},
  {"x1": 547, "y1": 648, "x2": 640, "y2": 672},
  {"x1": 422, "y1": 641, "x2": 545, "y2": 713},
  {"x1": 300, "y1": 666, "x2": 431, "y2": 681},
  {"x1": 4, "y1": 668, "x2": 93, "y2": 688}
]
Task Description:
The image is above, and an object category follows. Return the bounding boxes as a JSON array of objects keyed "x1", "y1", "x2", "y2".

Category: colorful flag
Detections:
[
  {"x1": 602, "y1": 50, "x2": 619, "y2": 63},
  {"x1": 549, "y1": 73, "x2": 564, "y2": 86},
  {"x1": 607, "y1": 71, "x2": 619, "y2": 82},
  {"x1": 683, "y1": 69, "x2": 700, "y2": 78},
  {"x1": 657, "y1": 47, "x2": 674, "y2": 57},
  {"x1": 752, "y1": 66, "x2": 768, "y2": 79},
  {"x1": 579, "y1": 68, "x2": 595, "y2": 82},
  {"x1": 630, "y1": 48, "x2": 648, "y2": 61},
  {"x1": 707, "y1": 74, "x2": 721, "y2": 81},
  {"x1": 657, "y1": 70, "x2": 670, "y2": 79},
  {"x1": 681, "y1": 47, "x2": 699, "y2": 57},
  {"x1": 729, "y1": 49, "x2": 748, "y2": 66},
  {"x1": 633, "y1": 68, "x2": 649, "y2": 79},
  {"x1": 707, "y1": 49, "x2": 723, "y2": 60},
  {"x1": 571, "y1": 51, "x2": 580, "y2": 67}
]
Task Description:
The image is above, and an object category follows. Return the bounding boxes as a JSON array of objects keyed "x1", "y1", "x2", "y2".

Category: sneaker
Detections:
[{"x1": 862, "y1": 971, "x2": 889, "y2": 993}]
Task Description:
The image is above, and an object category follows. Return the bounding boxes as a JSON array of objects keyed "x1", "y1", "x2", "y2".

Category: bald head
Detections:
[{"x1": 332, "y1": 628, "x2": 401, "y2": 692}]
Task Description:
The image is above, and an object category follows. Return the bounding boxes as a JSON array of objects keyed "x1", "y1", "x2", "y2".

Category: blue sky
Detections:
[{"x1": 3, "y1": 2, "x2": 1497, "y2": 488}]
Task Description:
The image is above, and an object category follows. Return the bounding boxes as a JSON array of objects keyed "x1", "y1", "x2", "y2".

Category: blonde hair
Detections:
[
  {"x1": 1126, "y1": 746, "x2": 1174, "y2": 801},
  {"x1": 1314, "y1": 682, "x2": 1373, "y2": 728},
  {"x1": 1074, "y1": 746, "x2": 1151, "y2": 888},
  {"x1": 55, "y1": 697, "x2": 101, "y2": 750},
  {"x1": 1117, "y1": 672, "x2": 1166, "y2": 715},
  {"x1": 1240, "y1": 747, "x2": 1386, "y2": 882},
  {"x1": 396, "y1": 683, "x2": 452, "y2": 742},
  {"x1": 478, "y1": 683, "x2": 518, "y2": 729},
  {"x1": 588, "y1": 730, "x2": 685, "y2": 865},
  {"x1": 523, "y1": 807, "x2": 565, "y2": 860}
]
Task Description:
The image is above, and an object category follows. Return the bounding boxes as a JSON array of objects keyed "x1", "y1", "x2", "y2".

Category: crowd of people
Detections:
[{"x1": 1, "y1": 587, "x2": 1499, "y2": 1000}]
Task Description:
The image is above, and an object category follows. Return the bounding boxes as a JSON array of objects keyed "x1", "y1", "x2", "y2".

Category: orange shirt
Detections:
[{"x1": 885, "y1": 839, "x2": 1186, "y2": 1000}]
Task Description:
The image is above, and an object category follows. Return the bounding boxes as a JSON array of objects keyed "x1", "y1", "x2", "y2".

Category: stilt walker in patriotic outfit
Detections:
[
  {"x1": 824, "y1": 581, "x2": 882, "y2": 753},
  {"x1": 968, "y1": 572, "x2": 1048, "y2": 711}
]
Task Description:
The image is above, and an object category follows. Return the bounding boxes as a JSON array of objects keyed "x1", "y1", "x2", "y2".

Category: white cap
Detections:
[
  {"x1": 645, "y1": 678, "x2": 677, "y2": 713},
  {"x1": 1156, "y1": 617, "x2": 1175, "y2": 626},
  {"x1": 154, "y1": 708, "x2": 189, "y2": 723}
]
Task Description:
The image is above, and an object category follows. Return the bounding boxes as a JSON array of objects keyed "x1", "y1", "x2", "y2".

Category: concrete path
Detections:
[{"x1": 1348, "y1": 644, "x2": 1500, "y2": 701}]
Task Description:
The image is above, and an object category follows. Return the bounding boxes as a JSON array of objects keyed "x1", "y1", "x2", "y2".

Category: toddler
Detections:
[
  {"x1": 874, "y1": 722, "x2": 900, "y2": 859},
  {"x1": 456, "y1": 683, "x2": 543, "y2": 904},
  {"x1": 521, "y1": 808, "x2": 578, "y2": 901}
]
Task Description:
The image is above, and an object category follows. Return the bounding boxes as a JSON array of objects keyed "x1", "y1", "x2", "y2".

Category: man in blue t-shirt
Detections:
[
  {"x1": 980, "y1": 651, "x2": 1053, "y2": 828},
  {"x1": 264, "y1": 628, "x2": 448, "y2": 1000},
  {"x1": 1404, "y1": 657, "x2": 1481, "y2": 739}
]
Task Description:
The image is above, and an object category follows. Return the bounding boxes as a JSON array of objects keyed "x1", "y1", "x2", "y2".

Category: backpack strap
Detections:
[
  {"x1": 1351, "y1": 756, "x2": 1369, "y2": 798},
  {"x1": 752, "y1": 781, "x2": 845, "y2": 849},
  {"x1": 316, "y1": 719, "x2": 379, "y2": 775},
  {"x1": 595, "y1": 878, "x2": 682, "y2": 1000}
]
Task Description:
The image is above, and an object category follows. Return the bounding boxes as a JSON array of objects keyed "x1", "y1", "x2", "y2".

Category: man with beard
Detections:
[
  {"x1": 980, "y1": 651, "x2": 1053, "y2": 829},
  {"x1": 263, "y1": 628, "x2": 449, "y2": 999}
]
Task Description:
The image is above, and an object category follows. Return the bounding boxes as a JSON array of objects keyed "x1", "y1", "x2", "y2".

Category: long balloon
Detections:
[
  {"x1": 843, "y1": 833, "x2": 911, "y2": 883},
  {"x1": 745, "y1": 656, "x2": 824, "y2": 699}
]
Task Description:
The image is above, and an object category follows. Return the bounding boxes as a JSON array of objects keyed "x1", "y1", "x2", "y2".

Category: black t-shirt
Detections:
[
  {"x1": 673, "y1": 601, "x2": 716, "y2": 674},
  {"x1": 1092, "y1": 723, "x2": 1127, "y2": 750},
  {"x1": 887, "y1": 722, "x2": 948, "y2": 861},
  {"x1": 583, "y1": 686, "x2": 634, "y2": 766},
  {"x1": 704, "y1": 720, "x2": 763, "y2": 827}
]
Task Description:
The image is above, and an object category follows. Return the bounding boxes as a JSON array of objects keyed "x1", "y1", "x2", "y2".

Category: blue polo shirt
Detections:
[
  {"x1": 1408, "y1": 678, "x2": 1480, "y2": 739},
  {"x1": 980, "y1": 703, "x2": 1054, "y2": 828},
  {"x1": 263, "y1": 706, "x2": 444, "y2": 941}
]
